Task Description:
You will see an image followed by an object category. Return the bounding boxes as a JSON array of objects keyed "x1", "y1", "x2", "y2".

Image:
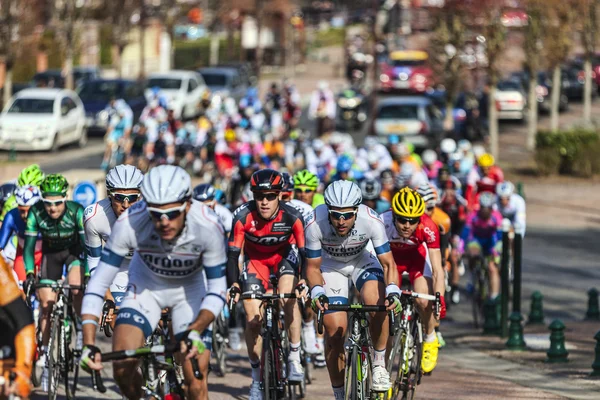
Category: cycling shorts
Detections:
[
  {"x1": 467, "y1": 237, "x2": 498, "y2": 258},
  {"x1": 109, "y1": 270, "x2": 129, "y2": 308},
  {"x1": 115, "y1": 262, "x2": 212, "y2": 350},
  {"x1": 321, "y1": 251, "x2": 384, "y2": 313},
  {"x1": 241, "y1": 245, "x2": 299, "y2": 295},
  {"x1": 393, "y1": 244, "x2": 432, "y2": 285},
  {"x1": 40, "y1": 246, "x2": 83, "y2": 282}
]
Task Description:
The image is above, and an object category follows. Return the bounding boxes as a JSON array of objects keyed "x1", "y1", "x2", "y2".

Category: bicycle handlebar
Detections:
[
  {"x1": 34, "y1": 283, "x2": 83, "y2": 291},
  {"x1": 317, "y1": 303, "x2": 395, "y2": 337}
]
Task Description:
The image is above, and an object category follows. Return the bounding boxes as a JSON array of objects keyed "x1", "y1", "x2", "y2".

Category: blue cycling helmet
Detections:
[
  {"x1": 281, "y1": 172, "x2": 294, "y2": 192},
  {"x1": 193, "y1": 183, "x2": 216, "y2": 202},
  {"x1": 214, "y1": 188, "x2": 225, "y2": 204},
  {"x1": 337, "y1": 155, "x2": 353, "y2": 173}
]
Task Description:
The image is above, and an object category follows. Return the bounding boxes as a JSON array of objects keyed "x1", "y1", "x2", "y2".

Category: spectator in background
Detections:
[{"x1": 309, "y1": 81, "x2": 336, "y2": 136}]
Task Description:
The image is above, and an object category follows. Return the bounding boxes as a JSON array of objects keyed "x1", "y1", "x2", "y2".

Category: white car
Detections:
[
  {"x1": 0, "y1": 88, "x2": 87, "y2": 151},
  {"x1": 145, "y1": 71, "x2": 207, "y2": 120},
  {"x1": 496, "y1": 80, "x2": 527, "y2": 121}
]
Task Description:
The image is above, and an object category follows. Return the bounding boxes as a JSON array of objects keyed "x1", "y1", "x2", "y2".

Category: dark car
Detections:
[
  {"x1": 561, "y1": 62, "x2": 598, "y2": 101},
  {"x1": 32, "y1": 67, "x2": 101, "y2": 89},
  {"x1": 510, "y1": 71, "x2": 568, "y2": 113},
  {"x1": 426, "y1": 89, "x2": 467, "y2": 137},
  {"x1": 198, "y1": 67, "x2": 248, "y2": 102},
  {"x1": 76, "y1": 79, "x2": 147, "y2": 132},
  {"x1": 215, "y1": 62, "x2": 256, "y2": 86}
]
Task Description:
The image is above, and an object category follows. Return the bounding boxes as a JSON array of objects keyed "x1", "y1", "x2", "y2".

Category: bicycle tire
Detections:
[
  {"x1": 64, "y1": 322, "x2": 73, "y2": 400},
  {"x1": 213, "y1": 315, "x2": 227, "y2": 377},
  {"x1": 471, "y1": 260, "x2": 485, "y2": 329},
  {"x1": 406, "y1": 322, "x2": 423, "y2": 400},
  {"x1": 47, "y1": 318, "x2": 60, "y2": 400},
  {"x1": 31, "y1": 345, "x2": 42, "y2": 387},
  {"x1": 387, "y1": 329, "x2": 405, "y2": 400},
  {"x1": 262, "y1": 335, "x2": 277, "y2": 400}
]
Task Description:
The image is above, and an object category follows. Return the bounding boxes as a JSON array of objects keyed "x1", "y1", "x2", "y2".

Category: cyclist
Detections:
[
  {"x1": 226, "y1": 169, "x2": 306, "y2": 400},
  {"x1": 192, "y1": 183, "x2": 233, "y2": 234},
  {"x1": 382, "y1": 187, "x2": 446, "y2": 374},
  {"x1": 81, "y1": 165, "x2": 144, "y2": 344},
  {"x1": 465, "y1": 153, "x2": 504, "y2": 209},
  {"x1": 462, "y1": 192, "x2": 503, "y2": 300},
  {"x1": 281, "y1": 173, "x2": 313, "y2": 222},
  {"x1": 101, "y1": 107, "x2": 134, "y2": 171},
  {"x1": 360, "y1": 178, "x2": 390, "y2": 214},
  {"x1": 80, "y1": 165, "x2": 226, "y2": 400},
  {"x1": 306, "y1": 180, "x2": 399, "y2": 398},
  {"x1": 496, "y1": 181, "x2": 526, "y2": 237},
  {"x1": 0, "y1": 186, "x2": 42, "y2": 284},
  {"x1": 0, "y1": 257, "x2": 35, "y2": 400},
  {"x1": 0, "y1": 183, "x2": 17, "y2": 224},
  {"x1": 293, "y1": 169, "x2": 325, "y2": 208},
  {"x1": 22, "y1": 174, "x2": 88, "y2": 392}
]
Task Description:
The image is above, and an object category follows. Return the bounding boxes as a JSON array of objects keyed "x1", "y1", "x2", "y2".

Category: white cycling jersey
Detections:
[
  {"x1": 497, "y1": 194, "x2": 526, "y2": 236},
  {"x1": 305, "y1": 204, "x2": 390, "y2": 264},
  {"x1": 81, "y1": 200, "x2": 227, "y2": 337},
  {"x1": 213, "y1": 203, "x2": 233, "y2": 233},
  {"x1": 287, "y1": 199, "x2": 314, "y2": 223}
]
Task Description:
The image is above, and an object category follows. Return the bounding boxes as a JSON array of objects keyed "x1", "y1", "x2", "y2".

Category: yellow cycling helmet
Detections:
[
  {"x1": 392, "y1": 187, "x2": 425, "y2": 218},
  {"x1": 478, "y1": 153, "x2": 495, "y2": 168},
  {"x1": 224, "y1": 129, "x2": 236, "y2": 142}
]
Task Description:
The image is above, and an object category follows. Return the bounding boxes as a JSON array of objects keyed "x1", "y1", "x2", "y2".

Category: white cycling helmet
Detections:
[
  {"x1": 479, "y1": 192, "x2": 497, "y2": 208},
  {"x1": 106, "y1": 165, "x2": 144, "y2": 191},
  {"x1": 440, "y1": 138, "x2": 457, "y2": 154},
  {"x1": 457, "y1": 139, "x2": 472, "y2": 152},
  {"x1": 359, "y1": 178, "x2": 382, "y2": 201},
  {"x1": 496, "y1": 181, "x2": 514, "y2": 198},
  {"x1": 472, "y1": 144, "x2": 486, "y2": 158},
  {"x1": 141, "y1": 165, "x2": 192, "y2": 205},
  {"x1": 324, "y1": 180, "x2": 362, "y2": 208},
  {"x1": 416, "y1": 183, "x2": 436, "y2": 206},
  {"x1": 422, "y1": 149, "x2": 438, "y2": 165},
  {"x1": 449, "y1": 152, "x2": 463, "y2": 163},
  {"x1": 14, "y1": 185, "x2": 40, "y2": 207}
]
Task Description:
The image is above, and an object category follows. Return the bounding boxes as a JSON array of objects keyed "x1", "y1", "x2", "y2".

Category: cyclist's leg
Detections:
[
  {"x1": 240, "y1": 258, "x2": 268, "y2": 381},
  {"x1": 38, "y1": 251, "x2": 66, "y2": 346},
  {"x1": 352, "y1": 252, "x2": 388, "y2": 351},
  {"x1": 321, "y1": 264, "x2": 350, "y2": 388},
  {"x1": 107, "y1": 269, "x2": 129, "y2": 326},
  {"x1": 112, "y1": 269, "x2": 162, "y2": 399},
  {"x1": 65, "y1": 251, "x2": 83, "y2": 315},
  {"x1": 488, "y1": 242, "x2": 502, "y2": 299},
  {"x1": 278, "y1": 246, "x2": 301, "y2": 347},
  {"x1": 408, "y1": 248, "x2": 435, "y2": 339}
]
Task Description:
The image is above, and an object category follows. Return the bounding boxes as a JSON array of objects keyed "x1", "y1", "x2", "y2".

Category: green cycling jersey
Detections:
[
  {"x1": 312, "y1": 193, "x2": 325, "y2": 208},
  {"x1": 24, "y1": 200, "x2": 88, "y2": 275}
]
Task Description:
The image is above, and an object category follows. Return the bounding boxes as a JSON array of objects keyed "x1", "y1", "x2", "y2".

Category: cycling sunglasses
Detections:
[
  {"x1": 146, "y1": 203, "x2": 187, "y2": 221},
  {"x1": 110, "y1": 192, "x2": 141, "y2": 204},
  {"x1": 394, "y1": 215, "x2": 421, "y2": 225},
  {"x1": 294, "y1": 187, "x2": 315, "y2": 194},
  {"x1": 328, "y1": 209, "x2": 357, "y2": 220},
  {"x1": 42, "y1": 197, "x2": 66, "y2": 206},
  {"x1": 254, "y1": 192, "x2": 279, "y2": 201}
]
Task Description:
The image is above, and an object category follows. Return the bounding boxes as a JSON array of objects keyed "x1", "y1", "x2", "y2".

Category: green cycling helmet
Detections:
[
  {"x1": 293, "y1": 169, "x2": 319, "y2": 189},
  {"x1": 18, "y1": 164, "x2": 45, "y2": 187},
  {"x1": 40, "y1": 174, "x2": 69, "y2": 196}
]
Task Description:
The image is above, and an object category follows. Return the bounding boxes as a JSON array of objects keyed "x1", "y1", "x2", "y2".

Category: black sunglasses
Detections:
[
  {"x1": 294, "y1": 188, "x2": 315, "y2": 194},
  {"x1": 111, "y1": 192, "x2": 141, "y2": 203},
  {"x1": 328, "y1": 209, "x2": 357, "y2": 220},
  {"x1": 254, "y1": 192, "x2": 279, "y2": 201},
  {"x1": 394, "y1": 215, "x2": 421, "y2": 225}
]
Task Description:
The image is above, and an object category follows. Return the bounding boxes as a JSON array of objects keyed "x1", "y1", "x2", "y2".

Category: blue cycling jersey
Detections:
[{"x1": 0, "y1": 208, "x2": 25, "y2": 249}]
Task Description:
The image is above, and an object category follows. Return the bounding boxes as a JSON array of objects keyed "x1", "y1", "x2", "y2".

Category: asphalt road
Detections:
[{"x1": 29, "y1": 98, "x2": 600, "y2": 399}]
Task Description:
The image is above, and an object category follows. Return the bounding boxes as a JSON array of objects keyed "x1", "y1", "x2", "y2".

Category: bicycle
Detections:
[
  {"x1": 468, "y1": 252, "x2": 489, "y2": 329},
  {"x1": 386, "y1": 290, "x2": 439, "y2": 400},
  {"x1": 99, "y1": 299, "x2": 115, "y2": 338},
  {"x1": 36, "y1": 281, "x2": 83, "y2": 400},
  {"x1": 24, "y1": 286, "x2": 42, "y2": 388},
  {"x1": 229, "y1": 276, "x2": 304, "y2": 400},
  {"x1": 211, "y1": 308, "x2": 229, "y2": 377},
  {"x1": 90, "y1": 342, "x2": 203, "y2": 398},
  {"x1": 316, "y1": 303, "x2": 395, "y2": 400}
]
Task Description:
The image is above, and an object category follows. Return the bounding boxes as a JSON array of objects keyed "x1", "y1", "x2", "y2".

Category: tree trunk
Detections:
[
  {"x1": 116, "y1": 46, "x2": 124, "y2": 78},
  {"x1": 526, "y1": 75, "x2": 538, "y2": 150},
  {"x1": 550, "y1": 65, "x2": 560, "y2": 131},
  {"x1": 139, "y1": 23, "x2": 146, "y2": 79},
  {"x1": 488, "y1": 85, "x2": 499, "y2": 158},
  {"x1": 3, "y1": 67, "x2": 12, "y2": 107},
  {"x1": 445, "y1": 100, "x2": 455, "y2": 134},
  {"x1": 583, "y1": 57, "x2": 592, "y2": 123},
  {"x1": 65, "y1": 47, "x2": 74, "y2": 90}
]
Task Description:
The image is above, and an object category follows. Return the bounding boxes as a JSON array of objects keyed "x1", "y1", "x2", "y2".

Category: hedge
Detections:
[
  {"x1": 174, "y1": 38, "x2": 241, "y2": 70},
  {"x1": 535, "y1": 129, "x2": 600, "y2": 176}
]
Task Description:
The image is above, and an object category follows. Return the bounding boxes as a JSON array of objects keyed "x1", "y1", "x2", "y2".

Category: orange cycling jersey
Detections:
[
  {"x1": 431, "y1": 207, "x2": 451, "y2": 236},
  {"x1": 0, "y1": 257, "x2": 34, "y2": 399}
]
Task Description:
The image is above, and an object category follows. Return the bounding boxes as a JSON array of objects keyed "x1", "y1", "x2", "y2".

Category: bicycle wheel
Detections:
[
  {"x1": 212, "y1": 315, "x2": 227, "y2": 377},
  {"x1": 405, "y1": 324, "x2": 423, "y2": 400},
  {"x1": 262, "y1": 336, "x2": 278, "y2": 400},
  {"x1": 64, "y1": 322, "x2": 74, "y2": 400},
  {"x1": 47, "y1": 318, "x2": 60, "y2": 400},
  {"x1": 471, "y1": 260, "x2": 485, "y2": 329},
  {"x1": 387, "y1": 329, "x2": 405, "y2": 400}
]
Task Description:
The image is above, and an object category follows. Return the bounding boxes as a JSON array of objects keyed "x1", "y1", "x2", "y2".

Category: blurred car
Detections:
[
  {"x1": 378, "y1": 50, "x2": 433, "y2": 94},
  {"x1": 215, "y1": 62, "x2": 256, "y2": 86},
  {"x1": 32, "y1": 67, "x2": 101, "y2": 89},
  {"x1": 561, "y1": 62, "x2": 598, "y2": 100},
  {"x1": 426, "y1": 89, "x2": 467, "y2": 136},
  {"x1": 198, "y1": 67, "x2": 247, "y2": 102},
  {"x1": 145, "y1": 70, "x2": 207, "y2": 120},
  {"x1": 573, "y1": 53, "x2": 600, "y2": 93},
  {"x1": 495, "y1": 80, "x2": 527, "y2": 121},
  {"x1": 77, "y1": 79, "x2": 147, "y2": 131},
  {"x1": 501, "y1": 10, "x2": 528, "y2": 27},
  {"x1": 0, "y1": 88, "x2": 87, "y2": 151},
  {"x1": 371, "y1": 96, "x2": 444, "y2": 149},
  {"x1": 510, "y1": 71, "x2": 569, "y2": 113}
]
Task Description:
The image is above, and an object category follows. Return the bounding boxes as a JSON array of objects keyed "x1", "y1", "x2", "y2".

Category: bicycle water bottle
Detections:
[
  {"x1": 223, "y1": 305, "x2": 230, "y2": 319},
  {"x1": 361, "y1": 346, "x2": 369, "y2": 381},
  {"x1": 64, "y1": 318, "x2": 72, "y2": 343}
]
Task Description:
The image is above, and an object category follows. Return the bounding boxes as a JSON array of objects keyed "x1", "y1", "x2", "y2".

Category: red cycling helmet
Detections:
[{"x1": 250, "y1": 169, "x2": 284, "y2": 192}]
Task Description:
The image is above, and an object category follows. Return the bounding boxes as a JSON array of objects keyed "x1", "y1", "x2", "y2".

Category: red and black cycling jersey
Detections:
[{"x1": 226, "y1": 201, "x2": 305, "y2": 285}]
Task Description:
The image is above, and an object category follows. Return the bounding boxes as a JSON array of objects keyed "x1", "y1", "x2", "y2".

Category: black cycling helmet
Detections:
[
  {"x1": 281, "y1": 172, "x2": 294, "y2": 193},
  {"x1": 250, "y1": 169, "x2": 284, "y2": 192},
  {"x1": 193, "y1": 183, "x2": 216, "y2": 202},
  {"x1": 360, "y1": 178, "x2": 382, "y2": 201},
  {"x1": 0, "y1": 183, "x2": 17, "y2": 203}
]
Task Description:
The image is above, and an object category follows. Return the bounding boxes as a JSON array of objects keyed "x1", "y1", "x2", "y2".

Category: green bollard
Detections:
[
  {"x1": 591, "y1": 330, "x2": 600, "y2": 377},
  {"x1": 516, "y1": 182, "x2": 525, "y2": 200},
  {"x1": 483, "y1": 297, "x2": 500, "y2": 335},
  {"x1": 586, "y1": 288, "x2": 600, "y2": 320},
  {"x1": 546, "y1": 320, "x2": 568, "y2": 363},
  {"x1": 8, "y1": 144, "x2": 16, "y2": 162},
  {"x1": 506, "y1": 312, "x2": 526, "y2": 350},
  {"x1": 528, "y1": 291, "x2": 544, "y2": 325}
]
